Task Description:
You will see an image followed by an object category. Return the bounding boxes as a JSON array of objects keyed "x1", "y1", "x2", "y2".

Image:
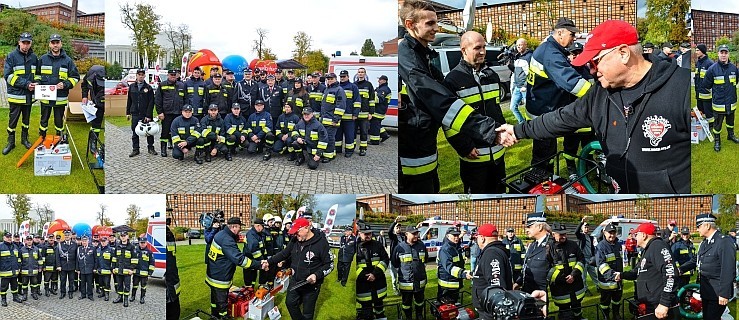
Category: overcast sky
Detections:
[
  {"x1": 0, "y1": 194, "x2": 165, "y2": 227},
  {"x1": 252, "y1": 194, "x2": 356, "y2": 226},
  {"x1": 105, "y1": 0, "x2": 396, "y2": 61},
  {"x1": 435, "y1": 0, "x2": 647, "y2": 19},
  {"x1": 9, "y1": 0, "x2": 104, "y2": 13}
]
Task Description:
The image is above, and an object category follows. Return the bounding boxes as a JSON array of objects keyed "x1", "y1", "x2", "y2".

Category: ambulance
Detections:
[
  {"x1": 416, "y1": 217, "x2": 476, "y2": 259},
  {"x1": 146, "y1": 211, "x2": 167, "y2": 279},
  {"x1": 328, "y1": 56, "x2": 398, "y2": 128}
]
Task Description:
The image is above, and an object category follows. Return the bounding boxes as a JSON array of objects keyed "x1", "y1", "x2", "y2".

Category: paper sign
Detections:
[{"x1": 35, "y1": 85, "x2": 57, "y2": 101}]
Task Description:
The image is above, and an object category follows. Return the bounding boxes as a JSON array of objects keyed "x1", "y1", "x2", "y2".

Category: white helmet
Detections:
[
  {"x1": 134, "y1": 120, "x2": 161, "y2": 137},
  {"x1": 134, "y1": 121, "x2": 147, "y2": 136},
  {"x1": 273, "y1": 216, "x2": 282, "y2": 223},
  {"x1": 283, "y1": 218, "x2": 292, "y2": 225},
  {"x1": 263, "y1": 214, "x2": 274, "y2": 222}
]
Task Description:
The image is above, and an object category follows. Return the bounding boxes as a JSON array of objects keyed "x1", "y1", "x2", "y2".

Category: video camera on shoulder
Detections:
[
  {"x1": 200, "y1": 210, "x2": 225, "y2": 229},
  {"x1": 481, "y1": 286, "x2": 546, "y2": 320}
]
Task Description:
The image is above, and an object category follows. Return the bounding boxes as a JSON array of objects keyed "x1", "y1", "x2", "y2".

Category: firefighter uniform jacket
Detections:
[
  {"x1": 287, "y1": 91, "x2": 310, "y2": 109},
  {"x1": 275, "y1": 112, "x2": 300, "y2": 139},
  {"x1": 223, "y1": 80, "x2": 237, "y2": 103},
  {"x1": 223, "y1": 113, "x2": 248, "y2": 140},
  {"x1": 374, "y1": 82, "x2": 391, "y2": 118},
  {"x1": 355, "y1": 79, "x2": 376, "y2": 120},
  {"x1": 292, "y1": 118, "x2": 328, "y2": 156},
  {"x1": 339, "y1": 80, "x2": 361, "y2": 120},
  {"x1": 321, "y1": 82, "x2": 346, "y2": 127},
  {"x1": 356, "y1": 239, "x2": 389, "y2": 302},
  {"x1": 3, "y1": 46, "x2": 38, "y2": 105},
  {"x1": 526, "y1": 36, "x2": 592, "y2": 116},
  {"x1": 127, "y1": 81, "x2": 155, "y2": 117},
  {"x1": 595, "y1": 239, "x2": 623, "y2": 290},
  {"x1": 260, "y1": 85, "x2": 284, "y2": 118},
  {"x1": 204, "y1": 84, "x2": 231, "y2": 116},
  {"x1": 236, "y1": 79, "x2": 259, "y2": 107},
  {"x1": 267, "y1": 229, "x2": 334, "y2": 289},
  {"x1": 244, "y1": 227, "x2": 266, "y2": 261},
  {"x1": 547, "y1": 239, "x2": 586, "y2": 305},
  {"x1": 338, "y1": 234, "x2": 357, "y2": 263},
  {"x1": 56, "y1": 240, "x2": 77, "y2": 271},
  {"x1": 42, "y1": 242, "x2": 57, "y2": 272},
  {"x1": 695, "y1": 55, "x2": 715, "y2": 100},
  {"x1": 185, "y1": 76, "x2": 206, "y2": 116},
  {"x1": 678, "y1": 231, "x2": 736, "y2": 301},
  {"x1": 0, "y1": 241, "x2": 20, "y2": 278},
  {"x1": 81, "y1": 71, "x2": 105, "y2": 108},
  {"x1": 398, "y1": 33, "x2": 502, "y2": 179},
  {"x1": 392, "y1": 240, "x2": 428, "y2": 292},
  {"x1": 206, "y1": 227, "x2": 256, "y2": 289},
  {"x1": 247, "y1": 110, "x2": 273, "y2": 140},
  {"x1": 155, "y1": 79, "x2": 186, "y2": 115},
  {"x1": 170, "y1": 115, "x2": 201, "y2": 145},
  {"x1": 263, "y1": 230, "x2": 275, "y2": 257},
  {"x1": 95, "y1": 244, "x2": 113, "y2": 275},
  {"x1": 20, "y1": 245, "x2": 42, "y2": 276},
  {"x1": 36, "y1": 49, "x2": 80, "y2": 107},
  {"x1": 112, "y1": 242, "x2": 136, "y2": 275},
  {"x1": 671, "y1": 238, "x2": 695, "y2": 278},
  {"x1": 437, "y1": 238, "x2": 468, "y2": 290},
  {"x1": 76, "y1": 245, "x2": 95, "y2": 274},
  {"x1": 269, "y1": 227, "x2": 282, "y2": 255},
  {"x1": 621, "y1": 237, "x2": 677, "y2": 307},
  {"x1": 502, "y1": 236, "x2": 526, "y2": 274},
  {"x1": 519, "y1": 236, "x2": 551, "y2": 292},
  {"x1": 472, "y1": 241, "x2": 512, "y2": 319},
  {"x1": 166, "y1": 226, "x2": 181, "y2": 303},
  {"x1": 134, "y1": 246, "x2": 154, "y2": 277},
  {"x1": 308, "y1": 83, "x2": 327, "y2": 113},
  {"x1": 200, "y1": 114, "x2": 226, "y2": 142},
  {"x1": 443, "y1": 59, "x2": 506, "y2": 164},
  {"x1": 701, "y1": 61, "x2": 738, "y2": 113}
]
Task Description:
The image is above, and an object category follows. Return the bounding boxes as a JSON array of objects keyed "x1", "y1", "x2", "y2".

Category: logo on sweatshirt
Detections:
[
  {"x1": 305, "y1": 251, "x2": 315, "y2": 262},
  {"x1": 642, "y1": 115, "x2": 672, "y2": 147}
]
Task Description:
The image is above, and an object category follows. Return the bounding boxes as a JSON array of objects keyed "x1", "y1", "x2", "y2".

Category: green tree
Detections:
[
  {"x1": 258, "y1": 194, "x2": 285, "y2": 217},
  {"x1": 456, "y1": 194, "x2": 473, "y2": 222},
  {"x1": 6, "y1": 194, "x2": 32, "y2": 228},
  {"x1": 304, "y1": 50, "x2": 328, "y2": 73},
  {"x1": 637, "y1": 17, "x2": 648, "y2": 41},
  {"x1": 716, "y1": 194, "x2": 738, "y2": 233},
  {"x1": 667, "y1": 0, "x2": 690, "y2": 43},
  {"x1": 644, "y1": 0, "x2": 685, "y2": 44},
  {"x1": 33, "y1": 202, "x2": 54, "y2": 232},
  {"x1": 262, "y1": 48, "x2": 277, "y2": 60},
  {"x1": 126, "y1": 204, "x2": 141, "y2": 227},
  {"x1": 292, "y1": 31, "x2": 312, "y2": 65},
  {"x1": 106, "y1": 61, "x2": 124, "y2": 80},
  {"x1": 634, "y1": 194, "x2": 653, "y2": 219},
  {"x1": 0, "y1": 9, "x2": 36, "y2": 46},
  {"x1": 360, "y1": 39, "x2": 378, "y2": 56},
  {"x1": 733, "y1": 30, "x2": 739, "y2": 50},
  {"x1": 120, "y1": 2, "x2": 161, "y2": 68},
  {"x1": 162, "y1": 22, "x2": 191, "y2": 69}
]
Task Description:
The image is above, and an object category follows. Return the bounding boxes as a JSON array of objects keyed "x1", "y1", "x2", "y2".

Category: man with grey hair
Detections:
[
  {"x1": 497, "y1": 20, "x2": 690, "y2": 193},
  {"x1": 510, "y1": 38, "x2": 532, "y2": 124},
  {"x1": 514, "y1": 212, "x2": 551, "y2": 294}
]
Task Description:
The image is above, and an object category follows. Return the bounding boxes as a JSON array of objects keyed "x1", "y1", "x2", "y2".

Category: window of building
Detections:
[{"x1": 619, "y1": 5, "x2": 624, "y2": 10}]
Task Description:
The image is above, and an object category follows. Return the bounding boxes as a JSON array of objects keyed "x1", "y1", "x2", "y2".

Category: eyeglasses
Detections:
[{"x1": 590, "y1": 46, "x2": 621, "y2": 70}]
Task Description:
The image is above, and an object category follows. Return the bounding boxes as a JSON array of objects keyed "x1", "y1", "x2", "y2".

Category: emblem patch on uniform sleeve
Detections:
[{"x1": 642, "y1": 115, "x2": 672, "y2": 147}]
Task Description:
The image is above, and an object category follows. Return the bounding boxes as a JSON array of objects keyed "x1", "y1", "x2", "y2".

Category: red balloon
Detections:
[
  {"x1": 98, "y1": 226, "x2": 113, "y2": 237},
  {"x1": 249, "y1": 59, "x2": 278, "y2": 74},
  {"x1": 187, "y1": 49, "x2": 222, "y2": 74},
  {"x1": 47, "y1": 219, "x2": 70, "y2": 234},
  {"x1": 92, "y1": 225, "x2": 102, "y2": 236}
]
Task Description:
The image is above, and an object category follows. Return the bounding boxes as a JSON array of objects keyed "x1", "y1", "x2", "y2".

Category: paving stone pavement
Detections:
[
  {"x1": 0, "y1": 278, "x2": 166, "y2": 320},
  {"x1": 105, "y1": 121, "x2": 398, "y2": 193}
]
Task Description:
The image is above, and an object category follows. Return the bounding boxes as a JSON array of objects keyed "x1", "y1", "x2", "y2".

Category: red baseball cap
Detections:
[
  {"x1": 477, "y1": 224, "x2": 498, "y2": 238},
  {"x1": 572, "y1": 20, "x2": 639, "y2": 67},
  {"x1": 288, "y1": 217, "x2": 311, "y2": 235},
  {"x1": 634, "y1": 222, "x2": 656, "y2": 236}
]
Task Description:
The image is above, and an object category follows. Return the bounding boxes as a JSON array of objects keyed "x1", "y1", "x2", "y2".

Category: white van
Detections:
[
  {"x1": 328, "y1": 56, "x2": 398, "y2": 128},
  {"x1": 417, "y1": 218, "x2": 476, "y2": 259},
  {"x1": 590, "y1": 216, "x2": 659, "y2": 243},
  {"x1": 146, "y1": 211, "x2": 167, "y2": 279}
]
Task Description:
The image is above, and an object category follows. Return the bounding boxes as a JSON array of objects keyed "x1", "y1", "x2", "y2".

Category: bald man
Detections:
[{"x1": 442, "y1": 31, "x2": 507, "y2": 193}]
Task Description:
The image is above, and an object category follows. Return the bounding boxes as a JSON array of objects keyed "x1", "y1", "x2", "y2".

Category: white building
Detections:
[
  {"x1": 0, "y1": 219, "x2": 17, "y2": 234},
  {"x1": 105, "y1": 33, "x2": 177, "y2": 69}
]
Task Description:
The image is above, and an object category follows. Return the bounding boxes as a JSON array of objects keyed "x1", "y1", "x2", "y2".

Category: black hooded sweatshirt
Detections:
[{"x1": 268, "y1": 229, "x2": 334, "y2": 289}]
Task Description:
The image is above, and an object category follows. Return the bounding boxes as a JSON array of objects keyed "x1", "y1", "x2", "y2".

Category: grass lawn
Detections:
[
  {"x1": 0, "y1": 105, "x2": 103, "y2": 193},
  {"x1": 106, "y1": 115, "x2": 130, "y2": 128},
  {"x1": 691, "y1": 87, "x2": 739, "y2": 193},
  {"x1": 176, "y1": 244, "x2": 358, "y2": 320}
]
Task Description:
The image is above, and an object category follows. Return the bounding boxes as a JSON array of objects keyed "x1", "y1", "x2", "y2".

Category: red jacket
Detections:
[{"x1": 625, "y1": 238, "x2": 637, "y2": 253}]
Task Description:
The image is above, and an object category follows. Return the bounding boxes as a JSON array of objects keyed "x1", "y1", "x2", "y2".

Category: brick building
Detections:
[
  {"x1": 166, "y1": 194, "x2": 252, "y2": 230},
  {"x1": 75, "y1": 12, "x2": 104, "y2": 30},
  {"x1": 19, "y1": 2, "x2": 103, "y2": 30},
  {"x1": 691, "y1": 9, "x2": 739, "y2": 51}
]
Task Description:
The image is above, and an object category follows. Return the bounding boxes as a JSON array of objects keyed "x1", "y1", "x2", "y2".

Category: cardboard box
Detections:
[
  {"x1": 106, "y1": 95, "x2": 128, "y2": 116},
  {"x1": 34, "y1": 148, "x2": 72, "y2": 176}
]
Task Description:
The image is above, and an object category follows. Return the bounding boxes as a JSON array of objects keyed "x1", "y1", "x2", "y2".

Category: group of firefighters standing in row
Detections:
[
  {"x1": 0, "y1": 229, "x2": 155, "y2": 308},
  {"x1": 126, "y1": 65, "x2": 392, "y2": 169}
]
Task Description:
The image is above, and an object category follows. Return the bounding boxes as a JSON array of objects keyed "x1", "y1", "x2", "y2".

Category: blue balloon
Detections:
[
  {"x1": 72, "y1": 223, "x2": 92, "y2": 238},
  {"x1": 222, "y1": 55, "x2": 249, "y2": 82}
]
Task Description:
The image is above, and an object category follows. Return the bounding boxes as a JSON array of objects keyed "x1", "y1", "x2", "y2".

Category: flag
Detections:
[{"x1": 323, "y1": 204, "x2": 338, "y2": 235}]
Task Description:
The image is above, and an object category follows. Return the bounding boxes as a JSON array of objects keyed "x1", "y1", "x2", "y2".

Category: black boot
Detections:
[
  {"x1": 45, "y1": 287, "x2": 49, "y2": 297},
  {"x1": 226, "y1": 146, "x2": 234, "y2": 161},
  {"x1": 105, "y1": 292, "x2": 109, "y2": 301},
  {"x1": 59, "y1": 292, "x2": 66, "y2": 299},
  {"x1": 1, "y1": 295, "x2": 6, "y2": 307},
  {"x1": 69, "y1": 291, "x2": 73, "y2": 299},
  {"x1": 195, "y1": 150, "x2": 203, "y2": 164},
  {"x1": 98, "y1": 289, "x2": 105, "y2": 298},
  {"x1": 287, "y1": 153, "x2": 296, "y2": 161},
  {"x1": 263, "y1": 150, "x2": 272, "y2": 161},
  {"x1": 728, "y1": 129, "x2": 739, "y2": 143},
  {"x1": 12, "y1": 293, "x2": 21, "y2": 303},
  {"x1": 20, "y1": 129, "x2": 32, "y2": 149},
  {"x1": 112, "y1": 294, "x2": 123, "y2": 303},
  {"x1": 52, "y1": 282, "x2": 57, "y2": 295},
  {"x1": 204, "y1": 147, "x2": 212, "y2": 162},
  {"x1": 161, "y1": 141, "x2": 168, "y2": 157},
  {"x1": 359, "y1": 147, "x2": 366, "y2": 156},
  {"x1": 2, "y1": 133, "x2": 15, "y2": 155},
  {"x1": 130, "y1": 288, "x2": 137, "y2": 302},
  {"x1": 714, "y1": 134, "x2": 721, "y2": 152},
  {"x1": 78, "y1": 293, "x2": 85, "y2": 300},
  {"x1": 124, "y1": 295, "x2": 129, "y2": 307},
  {"x1": 147, "y1": 145, "x2": 158, "y2": 155},
  {"x1": 140, "y1": 289, "x2": 145, "y2": 304},
  {"x1": 296, "y1": 154, "x2": 305, "y2": 166},
  {"x1": 129, "y1": 149, "x2": 140, "y2": 157},
  {"x1": 336, "y1": 146, "x2": 342, "y2": 154}
]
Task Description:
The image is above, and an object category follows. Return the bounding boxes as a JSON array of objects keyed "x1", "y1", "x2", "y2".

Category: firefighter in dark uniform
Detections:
[
  {"x1": 96, "y1": 235, "x2": 113, "y2": 301},
  {"x1": 337, "y1": 226, "x2": 356, "y2": 287},
  {"x1": 260, "y1": 215, "x2": 277, "y2": 287},
  {"x1": 166, "y1": 218, "x2": 181, "y2": 319},
  {"x1": 355, "y1": 225, "x2": 389, "y2": 320},
  {"x1": 515, "y1": 212, "x2": 551, "y2": 294},
  {"x1": 56, "y1": 230, "x2": 77, "y2": 299},
  {"x1": 337, "y1": 69, "x2": 360, "y2": 157},
  {"x1": 273, "y1": 102, "x2": 301, "y2": 161},
  {"x1": 443, "y1": 31, "x2": 506, "y2": 193},
  {"x1": 260, "y1": 75, "x2": 284, "y2": 128},
  {"x1": 91, "y1": 235, "x2": 100, "y2": 295},
  {"x1": 76, "y1": 235, "x2": 95, "y2": 301},
  {"x1": 19, "y1": 235, "x2": 42, "y2": 301},
  {"x1": 243, "y1": 218, "x2": 266, "y2": 288},
  {"x1": 32, "y1": 234, "x2": 43, "y2": 296},
  {"x1": 223, "y1": 69, "x2": 237, "y2": 102},
  {"x1": 2, "y1": 32, "x2": 37, "y2": 155},
  {"x1": 286, "y1": 78, "x2": 310, "y2": 111},
  {"x1": 42, "y1": 234, "x2": 58, "y2": 296},
  {"x1": 291, "y1": 108, "x2": 329, "y2": 169},
  {"x1": 131, "y1": 236, "x2": 154, "y2": 304},
  {"x1": 0, "y1": 232, "x2": 21, "y2": 306},
  {"x1": 392, "y1": 226, "x2": 428, "y2": 320},
  {"x1": 73, "y1": 235, "x2": 81, "y2": 291},
  {"x1": 204, "y1": 73, "x2": 231, "y2": 120},
  {"x1": 235, "y1": 68, "x2": 259, "y2": 117},
  {"x1": 694, "y1": 44, "x2": 715, "y2": 124},
  {"x1": 223, "y1": 103, "x2": 248, "y2": 161},
  {"x1": 701, "y1": 44, "x2": 739, "y2": 152},
  {"x1": 247, "y1": 99, "x2": 275, "y2": 160},
  {"x1": 320, "y1": 73, "x2": 346, "y2": 162},
  {"x1": 355, "y1": 67, "x2": 376, "y2": 156},
  {"x1": 155, "y1": 69, "x2": 186, "y2": 157},
  {"x1": 112, "y1": 231, "x2": 136, "y2": 307},
  {"x1": 501, "y1": 227, "x2": 525, "y2": 288},
  {"x1": 437, "y1": 226, "x2": 470, "y2": 303},
  {"x1": 595, "y1": 223, "x2": 623, "y2": 320},
  {"x1": 126, "y1": 68, "x2": 156, "y2": 157},
  {"x1": 621, "y1": 223, "x2": 677, "y2": 320},
  {"x1": 307, "y1": 73, "x2": 327, "y2": 120},
  {"x1": 369, "y1": 75, "x2": 392, "y2": 145},
  {"x1": 199, "y1": 104, "x2": 226, "y2": 162},
  {"x1": 206, "y1": 217, "x2": 259, "y2": 319},
  {"x1": 170, "y1": 104, "x2": 203, "y2": 163},
  {"x1": 80, "y1": 64, "x2": 106, "y2": 136},
  {"x1": 677, "y1": 214, "x2": 737, "y2": 319},
  {"x1": 185, "y1": 67, "x2": 206, "y2": 119},
  {"x1": 671, "y1": 227, "x2": 695, "y2": 290},
  {"x1": 398, "y1": 2, "x2": 504, "y2": 193},
  {"x1": 547, "y1": 223, "x2": 586, "y2": 320},
  {"x1": 12, "y1": 234, "x2": 21, "y2": 297},
  {"x1": 36, "y1": 33, "x2": 80, "y2": 138},
  {"x1": 472, "y1": 224, "x2": 513, "y2": 320}
]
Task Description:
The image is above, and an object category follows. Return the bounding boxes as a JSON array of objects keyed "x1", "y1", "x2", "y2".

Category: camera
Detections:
[
  {"x1": 481, "y1": 286, "x2": 545, "y2": 320},
  {"x1": 200, "y1": 210, "x2": 225, "y2": 229}
]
